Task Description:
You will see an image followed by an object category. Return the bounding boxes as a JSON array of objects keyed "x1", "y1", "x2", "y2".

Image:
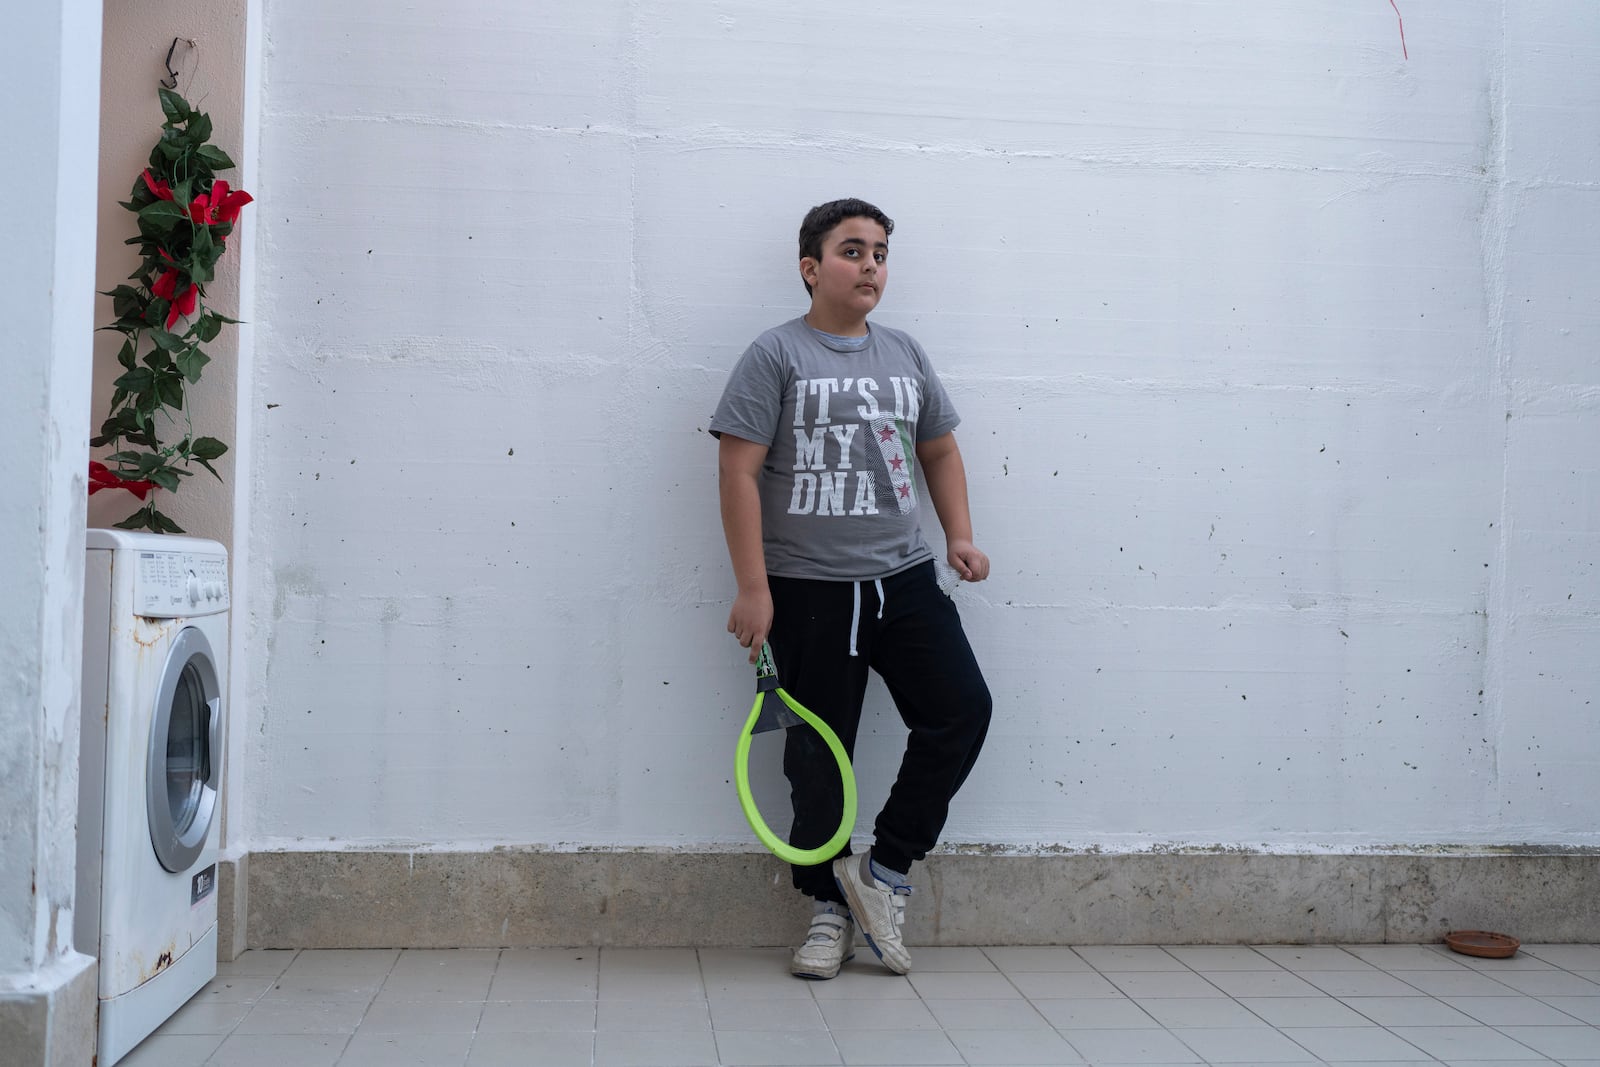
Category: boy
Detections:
[{"x1": 711, "y1": 198, "x2": 993, "y2": 979}]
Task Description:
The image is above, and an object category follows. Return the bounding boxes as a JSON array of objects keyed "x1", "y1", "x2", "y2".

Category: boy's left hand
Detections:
[{"x1": 947, "y1": 540, "x2": 989, "y2": 583}]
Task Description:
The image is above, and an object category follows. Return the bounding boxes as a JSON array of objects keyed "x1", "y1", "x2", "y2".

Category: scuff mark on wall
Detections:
[{"x1": 1388, "y1": 0, "x2": 1409, "y2": 61}]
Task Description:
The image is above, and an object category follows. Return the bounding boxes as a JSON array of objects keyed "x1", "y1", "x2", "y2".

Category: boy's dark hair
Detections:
[{"x1": 798, "y1": 198, "x2": 894, "y2": 295}]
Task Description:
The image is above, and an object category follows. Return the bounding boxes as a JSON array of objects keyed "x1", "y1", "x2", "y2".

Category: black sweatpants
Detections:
[{"x1": 767, "y1": 561, "x2": 993, "y2": 903}]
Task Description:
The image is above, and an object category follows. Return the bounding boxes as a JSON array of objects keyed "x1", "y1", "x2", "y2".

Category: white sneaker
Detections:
[
  {"x1": 790, "y1": 909, "x2": 855, "y2": 980},
  {"x1": 833, "y1": 854, "x2": 911, "y2": 975}
]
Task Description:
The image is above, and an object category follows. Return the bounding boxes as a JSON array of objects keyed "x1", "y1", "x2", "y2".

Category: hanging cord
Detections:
[{"x1": 161, "y1": 37, "x2": 196, "y2": 90}]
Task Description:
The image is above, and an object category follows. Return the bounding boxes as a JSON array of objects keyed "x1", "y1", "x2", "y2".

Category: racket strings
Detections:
[{"x1": 735, "y1": 643, "x2": 858, "y2": 866}]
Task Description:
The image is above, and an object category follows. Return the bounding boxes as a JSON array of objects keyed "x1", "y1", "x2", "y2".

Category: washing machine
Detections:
[{"x1": 77, "y1": 529, "x2": 229, "y2": 1066}]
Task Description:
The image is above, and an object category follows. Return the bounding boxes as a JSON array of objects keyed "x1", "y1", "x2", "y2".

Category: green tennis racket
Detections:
[{"x1": 733, "y1": 642, "x2": 857, "y2": 865}]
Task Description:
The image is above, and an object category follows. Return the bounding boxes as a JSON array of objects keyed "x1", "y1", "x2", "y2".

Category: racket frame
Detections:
[{"x1": 733, "y1": 643, "x2": 857, "y2": 866}]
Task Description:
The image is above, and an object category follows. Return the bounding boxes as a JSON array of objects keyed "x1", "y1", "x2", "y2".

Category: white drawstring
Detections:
[
  {"x1": 849, "y1": 581, "x2": 862, "y2": 657},
  {"x1": 849, "y1": 579, "x2": 888, "y2": 657}
]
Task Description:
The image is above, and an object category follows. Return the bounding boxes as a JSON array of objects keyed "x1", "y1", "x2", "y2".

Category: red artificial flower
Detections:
[
  {"x1": 151, "y1": 267, "x2": 180, "y2": 299},
  {"x1": 141, "y1": 168, "x2": 174, "y2": 201},
  {"x1": 186, "y1": 181, "x2": 253, "y2": 227},
  {"x1": 88, "y1": 461, "x2": 155, "y2": 501},
  {"x1": 209, "y1": 180, "x2": 253, "y2": 224},
  {"x1": 165, "y1": 283, "x2": 199, "y2": 329}
]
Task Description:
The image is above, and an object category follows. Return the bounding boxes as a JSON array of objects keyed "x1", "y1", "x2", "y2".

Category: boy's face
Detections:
[{"x1": 801, "y1": 216, "x2": 888, "y2": 319}]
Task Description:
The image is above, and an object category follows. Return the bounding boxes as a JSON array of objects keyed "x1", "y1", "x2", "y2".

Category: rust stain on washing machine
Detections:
[
  {"x1": 139, "y1": 943, "x2": 178, "y2": 983},
  {"x1": 132, "y1": 616, "x2": 176, "y2": 650}
]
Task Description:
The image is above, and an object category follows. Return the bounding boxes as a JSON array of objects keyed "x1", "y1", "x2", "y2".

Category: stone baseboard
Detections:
[
  {"x1": 244, "y1": 848, "x2": 1600, "y2": 949},
  {"x1": 217, "y1": 854, "x2": 249, "y2": 962},
  {"x1": 0, "y1": 954, "x2": 97, "y2": 1067}
]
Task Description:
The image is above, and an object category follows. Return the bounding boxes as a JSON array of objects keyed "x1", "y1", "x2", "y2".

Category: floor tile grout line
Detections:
[
  {"x1": 338, "y1": 947, "x2": 400, "y2": 1067},
  {"x1": 456, "y1": 946, "x2": 504, "y2": 1056},
  {"x1": 168, "y1": 946, "x2": 1600, "y2": 1067},
  {"x1": 1065, "y1": 959, "x2": 1384, "y2": 1067},
  {"x1": 1361, "y1": 957, "x2": 1573, "y2": 1067}
]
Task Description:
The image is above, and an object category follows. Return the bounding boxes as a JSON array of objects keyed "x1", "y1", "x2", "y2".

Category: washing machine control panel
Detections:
[{"x1": 133, "y1": 550, "x2": 230, "y2": 618}]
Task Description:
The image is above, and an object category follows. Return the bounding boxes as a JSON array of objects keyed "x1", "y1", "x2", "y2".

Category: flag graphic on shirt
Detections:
[{"x1": 871, "y1": 415, "x2": 917, "y2": 514}]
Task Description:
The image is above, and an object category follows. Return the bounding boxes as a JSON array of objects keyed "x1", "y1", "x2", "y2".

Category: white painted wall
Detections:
[
  {"x1": 1, "y1": 0, "x2": 101, "y2": 987},
  {"x1": 246, "y1": 1, "x2": 1599, "y2": 853}
]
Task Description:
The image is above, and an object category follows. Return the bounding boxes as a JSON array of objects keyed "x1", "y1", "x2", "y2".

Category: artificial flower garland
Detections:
[{"x1": 91, "y1": 88, "x2": 252, "y2": 533}]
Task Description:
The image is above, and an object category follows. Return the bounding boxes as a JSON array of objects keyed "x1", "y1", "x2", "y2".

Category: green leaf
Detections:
[
  {"x1": 194, "y1": 313, "x2": 222, "y2": 343},
  {"x1": 117, "y1": 338, "x2": 138, "y2": 369},
  {"x1": 189, "y1": 230, "x2": 215, "y2": 282},
  {"x1": 147, "y1": 468, "x2": 182, "y2": 491},
  {"x1": 152, "y1": 510, "x2": 186, "y2": 534},
  {"x1": 158, "y1": 88, "x2": 190, "y2": 122},
  {"x1": 142, "y1": 348, "x2": 172, "y2": 372},
  {"x1": 195, "y1": 457, "x2": 223, "y2": 480},
  {"x1": 113, "y1": 509, "x2": 153, "y2": 531},
  {"x1": 106, "y1": 285, "x2": 144, "y2": 319},
  {"x1": 197, "y1": 145, "x2": 235, "y2": 170},
  {"x1": 150, "y1": 327, "x2": 185, "y2": 352},
  {"x1": 138, "y1": 199, "x2": 188, "y2": 234},
  {"x1": 175, "y1": 347, "x2": 210, "y2": 382},
  {"x1": 155, "y1": 370, "x2": 185, "y2": 409},
  {"x1": 113, "y1": 367, "x2": 155, "y2": 392},
  {"x1": 189, "y1": 437, "x2": 228, "y2": 461},
  {"x1": 187, "y1": 112, "x2": 213, "y2": 145}
]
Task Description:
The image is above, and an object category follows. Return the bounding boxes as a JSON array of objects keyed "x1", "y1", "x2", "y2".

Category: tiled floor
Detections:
[{"x1": 126, "y1": 942, "x2": 1599, "y2": 1066}]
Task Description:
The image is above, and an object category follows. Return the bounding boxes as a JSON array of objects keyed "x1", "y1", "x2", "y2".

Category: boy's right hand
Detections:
[{"x1": 727, "y1": 588, "x2": 774, "y2": 664}]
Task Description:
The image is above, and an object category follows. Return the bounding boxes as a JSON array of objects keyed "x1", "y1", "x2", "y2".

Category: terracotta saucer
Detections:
[{"x1": 1444, "y1": 930, "x2": 1520, "y2": 958}]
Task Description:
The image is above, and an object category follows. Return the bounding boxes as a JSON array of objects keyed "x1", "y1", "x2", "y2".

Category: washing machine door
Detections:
[{"x1": 147, "y1": 625, "x2": 222, "y2": 873}]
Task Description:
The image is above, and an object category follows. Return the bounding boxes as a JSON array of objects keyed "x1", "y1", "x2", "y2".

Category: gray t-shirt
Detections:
[{"x1": 711, "y1": 317, "x2": 960, "y2": 581}]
